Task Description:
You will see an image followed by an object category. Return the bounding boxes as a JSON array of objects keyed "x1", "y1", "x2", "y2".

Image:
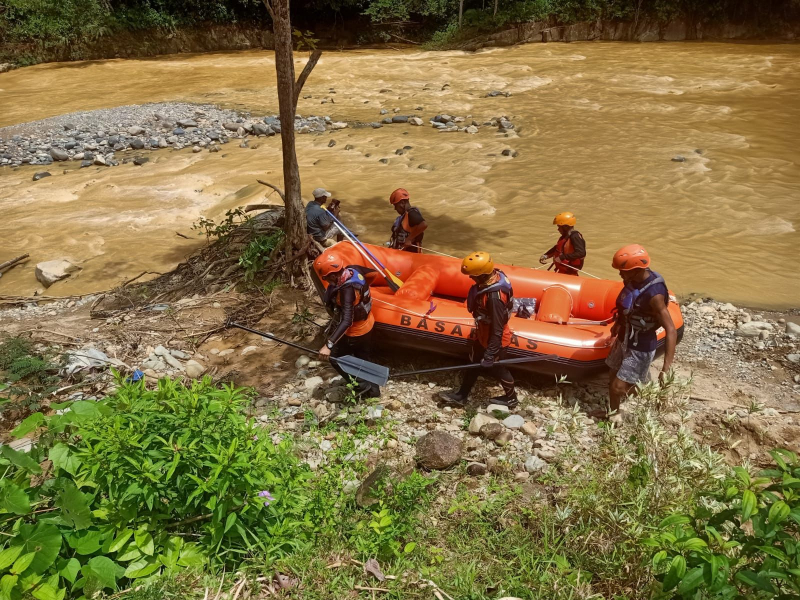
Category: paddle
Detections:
[
  {"x1": 325, "y1": 209, "x2": 404, "y2": 291},
  {"x1": 393, "y1": 354, "x2": 560, "y2": 378},
  {"x1": 228, "y1": 322, "x2": 390, "y2": 386}
]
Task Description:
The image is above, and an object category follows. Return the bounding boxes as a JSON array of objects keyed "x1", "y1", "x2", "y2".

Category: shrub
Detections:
[
  {"x1": 238, "y1": 230, "x2": 285, "y2": 281},
  {"x1": 0, "y1": 377, "x2": 312, "y2": 599},
  {"x1": 0, "y1": 337, "x2": 61, "y2": 415},
  {"x1": 648, "y1": 448, "x2": 800, "y2": 598}
]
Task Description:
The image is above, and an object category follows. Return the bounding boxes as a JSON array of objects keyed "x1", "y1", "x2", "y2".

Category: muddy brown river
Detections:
[{"x1": 0, "y1": 42, "x2": 798, "y2": 307}]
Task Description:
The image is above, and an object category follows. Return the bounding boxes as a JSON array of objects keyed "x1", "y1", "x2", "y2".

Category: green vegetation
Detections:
[
  {"x1": 1, "y1": 371, "x2": 796, "y2": 598},
  {"x1": 1, "y1": 0, "x2": 798, "y2": 63},
  {"x1": 239, "y1": 230, "x2": 285, "y2": 281},
  {"x1": 0, "y1": 337, "x2": 61, "y2": 415}
]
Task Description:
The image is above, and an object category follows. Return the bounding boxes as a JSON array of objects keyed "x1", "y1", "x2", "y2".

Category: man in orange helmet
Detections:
[
  {"x1": 440, "y1": 251, "x2": 517, "y2": 409},
  {"x1": 605, "y1": 244, "x2": 677, "y2": 422},
  {"x1": 388, "y1": 188, "x2": 427, "y2": 253},
  {"x1": 539, "y1": 212, "x2": 586, "y2": 275},
  {"x1": 313, "y1": 252, "x2": 381, "y2": 399}
]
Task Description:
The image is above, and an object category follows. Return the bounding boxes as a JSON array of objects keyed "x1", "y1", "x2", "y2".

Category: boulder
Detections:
[
  {"x1": 787, "y1": 322, "x2": 800, "y2": 336},
  {"x1": 127, "y1": 126, "x2": 145, "y2": 136},
  {"x1": 133, "y1": 156, "x2": 149, "y2": 166},
  {"x1": 35, "y1": 259, "x2": 81, "y2": 287},
  {"x1": 130, "y1": 139, "x2": 145, "y2": 150},
  {"x1": 479, "y1": 422, "x2": 504, "y2": 440},
  {"x1": 736, "y1": 321, "x2": 773, "y2": 338},
  {"x1": 525, "y1": 455, "x2": 547, "y2": 474},
  {"x1": 468, "y1": 412, "x2": 499, "y2": 434},
  {"x1": 32, "y1": 171, "x2": 51, "y2": 181},
  {"x1": 223, "y1": 122, "x2": 240, "y2": 132},
  {"x1": 391, "y1": 115, "x2": 409, "y2": 123},
  {"x1": 409, "y1": 117, "x2": 424, "y2": 126},
  {"x1": 94, "y1": 155, "x2": 107, "y2": 166},
  {"x1": 252, "y1": 123, "x2": 270, "y2": 136},
  {"x1": 465, "y1": 125, "x2": 479, "y2": 134},
  {"x1": 502, "y1": 415, "x2": 525, "y2": 429},
  {"x1": 49, "y1": 148, "x2": 69, "y2": 161},
  {"x1": 416, "y1": 431, "x2": 462, "y2": 470}
]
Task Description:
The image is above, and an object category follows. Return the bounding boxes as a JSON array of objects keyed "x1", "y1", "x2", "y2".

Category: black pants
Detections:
[
  {"x1": 458, "y1": 340, "x2": 515, "y2": 398},
  {"x1": 330, "y1": 329, "x2": 381, "y2": 399}
]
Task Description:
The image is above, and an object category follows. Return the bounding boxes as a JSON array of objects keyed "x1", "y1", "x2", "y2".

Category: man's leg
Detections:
[
  {"x1": 608, "y1": 371, "x2": 634, "y2": 414},
  {"x1": 487, "y1": 348, "x2": 517, "y2": 408},
  {"x1": 349, "y1": 330, "x2": 381, "y2": 398},
  {"x1": 441, "y1": 341, "x2": 482, "y2": 405}
]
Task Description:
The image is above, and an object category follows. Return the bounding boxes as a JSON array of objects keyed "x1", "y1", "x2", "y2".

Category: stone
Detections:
[
  {"x1": 218, "y1": 349, "x2": 234, "y2": 357},
  {"x1": 486, "y1": 90, "x2": 511, "y2": 97},
  {"x1": 223, "y1": 122, "x2": 240, "y2": 132},
  {"x1": 502, "y1": 415, "x2": 525, "y2": 429},
  {"x1": 80, "y1": 160, "x2": 92, "y2": 168},
  {"x1": 94, "y1": 155, "x2": 107, "y2": 166},
  {"x1": 479, "y1": 422, "x2": 504, "y2": 440},
  {"x1": 128, "y1": 126, "x2": 145, "y2": 136},
  {"x1": 409, "y1": 117, "x2": 424, "y2": 126},
  {"x1": 185, "y1": 360, "x2": 206, "y2": 378},
  {"x1": 35, "y1": 259, "x2": 81, "y2": 287},
  {"x1": 192, "y1": 146, "x2": 202, "y2": 153},
  {"x1": 32, "y1": 171, "x2": 51, "y2": 181},
  {"x1": 356, "y1": 465, "x2": 391, "y2": 508},
  {"x1": 392, "y1": 115, "x2": 409, "y2": 123},
  {"x1": 366, "y1": 405, "x2": 384, "y2": 420},
  {"x1": 155, "y1": 345, "x2": 184, "y2": 371},
  {"x1": 295, "y1": 355, "x2": 311, "y2": 369},
  {"x1": 671, "y1": 155, "x2": 686, "y2": 162},
  {"x1": 468, "y1": 413, "x2": 500, "y2": 434},
  {"x1": 133, "y1": 156, "x2": 149, "y2": 166},
  {"x1": 465, "y1": 125, "x2": 479, "y2": 134},
  {"x1": 494, "y1": 431, "x2": 512, "y2": 446},
  {"x1": 525, "y1": 455, "x2": 547, "y2": 474},
  {"x1": 418, "y1": 163, "x2": 435, "y2": 171},
  {"x1": 736, "y1": 321, "x2": 773, "y2": 338},
  {"x1": 330, "y1": 121, "x2": 348, "y2": 130},
  {"x1": 49, "y1": 147, "x2": 69, "y2": 161},
  {"x1": 130, "y1": 139, "x2": 145, "y2": 150},
  {"x1": 304, "y1": 376, "x2": 325, "y2": 391},
  {"x1": 501, "y1": 148, "x2": 518, "y2": 157},
  {"x1": 313, "y1": 404, "x2": 330, "y2": 420},
  {"x1": 416, "y1": 431, "x2": 462, "y2": 470},
  {"x1": 467, "y1": 462, "x2": 487, "y2": 476},
  {"x1": 787, "y1": 354, "x2": 800, "y2": 364},
  {"x1": 787, "y1": 322, "x2": 800, "y2": 336},
  {"x1": 521, "y1": 422, "x2": 540, "y2": 439},
  {"x1": 241, "y1": 345, "x2": 259, "y2": 356},
  {"x1": 328, "y1": 139, "x2": 336, "y2": 147},
  {"x1": 486, "y1": 404, "x2": 511, "y2": 417},
  {"x1": 177, "y1": 119, "x2": 198, "y2": 128},
  {"x1": 514, "y1": 472, "x2": 530, "y2": 482},
  {"x1": 287, "y1": 398, "x2": 302, "y2": 407}
]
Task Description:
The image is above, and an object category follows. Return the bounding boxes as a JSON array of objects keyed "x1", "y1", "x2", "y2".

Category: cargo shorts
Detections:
[{"x1": 606, "y1": 340, "x2": 656, "y2": 385}]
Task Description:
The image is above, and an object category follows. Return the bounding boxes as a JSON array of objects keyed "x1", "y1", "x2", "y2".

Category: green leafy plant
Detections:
[
  {"x1": 238, "y1": 230, "x2": 284, "y2": 281},
  {"x1": 0, "y1": 337, "x2": 61, "y2": 414},
  {"x1": 0, "y1": 377, "x2": 313, "y2": 599},
  {"x1": 192, "y1": 207, "x2": 251, "y2": 245},
  {"x1": 648, "y1": 449, "x2": 800, "y2": 598}
]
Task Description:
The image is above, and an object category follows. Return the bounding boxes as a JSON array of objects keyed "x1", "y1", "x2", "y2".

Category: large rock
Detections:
[
  {"x1": 252, "y1": 123, "x2": 270, "y2": 136},
  {"x1": 416, "y1": 431, "x2": 462, "y2": 470},
  {"x1": 49, "y1": 147, "x2": 69, "y2": 161},
  {"x1": 787, "y1": 322, "x2": 800, "y2": 337},
  {"x1": 32, "y1": 171, "x2": 51, "y2": 181},
  {"x1": 35, "y1": 259, "x2": 81, "y2": 287},
  {"x1": 130, "y1": 139, "x2": 145, "y2": 150},
  {"x1": 409, "y1": 117, "x2": 424, "y2": 126},
  {"x1": 127, "y1": 126, "x2": 145, "y2": 136},
  {"x1": 736, "y1": 321, "x2": 773, "y2": 338},
  {"x1": 223, "y1": 122, "x2": 241, "y2": 132},
  {"x1": 185, "y1": 360, "x2": 206, "y2": 378},
  {"x1": 468, "y1": 413, "x2": 500, "y2": 434}
]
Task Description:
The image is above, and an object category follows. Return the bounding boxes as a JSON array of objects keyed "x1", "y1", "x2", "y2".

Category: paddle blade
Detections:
[{"x1": 333, "y1": 355, "x2": 390, "y2": 387}]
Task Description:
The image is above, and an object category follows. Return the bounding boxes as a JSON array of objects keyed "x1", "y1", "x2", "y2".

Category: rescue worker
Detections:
[
  {"x1": 440, "y1": 251, "x2": 517, "y2": 409},
  {"x1": 388, "y1": 188, "x2": 427, "y2": 253},
  {"x1": 306, "y1": 187, "x2": 340, "y2": 247},
  {"x1": 314, "y1": 252, "x2": 381, "y2": 399},
  {"x1": 539, "y1": 212, "x2": 586, "y2": 275},
  {"x1": 605, "y1": 244, "x2": 677, "y2": 422}
]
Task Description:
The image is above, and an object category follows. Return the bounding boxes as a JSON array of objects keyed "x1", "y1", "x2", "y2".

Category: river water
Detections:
[{"x1": 1, "y1": 42, "x2": 798, "y2": 307}]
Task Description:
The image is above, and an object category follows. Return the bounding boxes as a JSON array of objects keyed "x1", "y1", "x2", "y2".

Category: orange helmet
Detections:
[
  {"x1": 389, "y1": 188, "x2": 410, "y2": 205},
  {"x1": 313, "y1": 252, "x2": 345, "y2": 278},
  {"x1": 553, "y1": 212, "x2": 576, "y2": 227},
  {"x1": 612, "y1": 244, "x2": 650, "y2": 271},
  {"x1": 461, "y1": 251, "x2": 494, "y2": 276}
]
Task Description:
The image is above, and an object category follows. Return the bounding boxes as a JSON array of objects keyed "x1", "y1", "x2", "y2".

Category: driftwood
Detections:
[
  {"x1": 0, "y1": 253, "x2": 30, "y2": 272},
  {"x1": 244, "y1": 203, "x2": 284, "y2": 213}
]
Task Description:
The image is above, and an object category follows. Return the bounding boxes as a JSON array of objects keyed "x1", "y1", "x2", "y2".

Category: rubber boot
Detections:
[
  {"x1": 489, "y1": 392, "x2": 518, "y2": 410},
  {"x1": 439, "y1": 390, "x2": 468, "y2": 408}
]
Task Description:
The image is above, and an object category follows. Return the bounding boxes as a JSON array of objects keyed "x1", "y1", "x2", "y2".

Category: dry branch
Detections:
[{"x1": 0, "y1": 253, "x2": 29, "y2": 272}]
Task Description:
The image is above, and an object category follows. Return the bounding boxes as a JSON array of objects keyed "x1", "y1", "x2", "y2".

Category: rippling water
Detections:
[{"x1": 0, "y1": 42, "x2": 798, "y2": 307}]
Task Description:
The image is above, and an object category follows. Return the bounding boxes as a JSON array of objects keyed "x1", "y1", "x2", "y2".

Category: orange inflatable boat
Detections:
[{"x1": 313, "y1": 242, "x2": 684, "y2": 378}]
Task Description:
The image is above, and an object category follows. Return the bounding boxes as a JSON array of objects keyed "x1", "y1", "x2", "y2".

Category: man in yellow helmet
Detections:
[
  {"x1": 539, "y1": 212, "x2": 586, "y2": 276},
  {"x1": 440, "y1": 251, "x2": 517, "y2": 409}
]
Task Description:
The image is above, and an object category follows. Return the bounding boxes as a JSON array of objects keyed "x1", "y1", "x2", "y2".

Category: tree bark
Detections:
[
  {"x1": 261, "y1": 0, "x2": 321, "y2": 264},
  {"x1": 459, "y1": 0, "x2": 464, "y2": 28},
  {"x1": 493, "y1": 0, "x2": 498, "y2": 17}
]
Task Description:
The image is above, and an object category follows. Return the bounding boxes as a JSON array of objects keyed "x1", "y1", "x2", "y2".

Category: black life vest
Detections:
[
  {"x1": 390, "y1": 208, "x2": 424, "y2": 252},
  {"x1": 617, "y1": 270, "x2": 668, "y2": 347},
  {"x1": 467, "y1": 270, "x2": 514, "y2": 323}
]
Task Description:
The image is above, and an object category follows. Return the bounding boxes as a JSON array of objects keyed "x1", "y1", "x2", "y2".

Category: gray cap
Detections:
[{"x1": 312, "y1": 187, "x2": 332, "y2": 199}]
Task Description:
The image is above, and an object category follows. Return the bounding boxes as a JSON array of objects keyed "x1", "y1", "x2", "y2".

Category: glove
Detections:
[
  {"x1": 539, "y1": 254, "x2": 549, "y2": 265},
  {"x1": 480, "y1": 354, "x2": 496, "y2": 368}
]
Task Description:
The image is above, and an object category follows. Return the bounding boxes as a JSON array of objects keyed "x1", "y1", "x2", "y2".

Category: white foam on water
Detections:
[
  {"x1": 508, "y1": 76, "x2": 553, "y2": 92},
  {"x1": 741, "y1": 216, "x2": 796, "y2": 236}
]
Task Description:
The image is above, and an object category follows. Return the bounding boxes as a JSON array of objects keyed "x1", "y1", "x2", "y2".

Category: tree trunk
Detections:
[
  {"x1": 459, "y1": 0, "x2": 464, "y2": 28},
  {"x1": 493, "y1": 0, "x2": 498, "y2": 18}
]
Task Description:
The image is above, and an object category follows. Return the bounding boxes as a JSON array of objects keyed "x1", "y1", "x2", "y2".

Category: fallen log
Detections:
[{"x1": 0, "y1": 253, "x2": 30, "y2": 273}]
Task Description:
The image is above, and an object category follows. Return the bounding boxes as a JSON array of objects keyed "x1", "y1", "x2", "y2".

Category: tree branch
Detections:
[
  {"x1": 293, "y1": 49, "x2": 322, "y2": 110},
  {"x1": 261, "y1": 0, "x2": 275, "y2": 20},
  {"x1": 257, "y1": 179, "x2": 286, "y2": 201}
]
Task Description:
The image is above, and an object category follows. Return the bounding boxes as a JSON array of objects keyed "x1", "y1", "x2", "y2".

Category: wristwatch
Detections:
[{"x1": 326, "y1": 340, "x2": 335, "y2": 349}]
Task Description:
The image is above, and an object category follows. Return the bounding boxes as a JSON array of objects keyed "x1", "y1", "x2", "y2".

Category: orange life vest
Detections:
[
  {"x1": 554, "y1": 233, "x2": 584, "y2": 275},
  {"x1": 467, "y1": 271, "x2": 513, "y2": 349}
]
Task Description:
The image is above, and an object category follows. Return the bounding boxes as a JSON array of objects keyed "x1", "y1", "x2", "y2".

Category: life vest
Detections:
[
  {"x1": 466, "y1": 270, "x2": 514, "y2": 348},
  {"x1": 325, "y1": 267, "x2": 373, "y2": 323},
  {"x1": 390, "y1": 208, "x2": 424, "y2": 252},
  {"x1": 554, "y1": 231, "x2": 584, "y2": 275},
  {"x1": 617, "y1": 270, "x2": 668, "y2": 348}
]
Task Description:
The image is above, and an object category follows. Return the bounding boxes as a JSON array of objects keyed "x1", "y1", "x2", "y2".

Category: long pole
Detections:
[{"x1": 394, "y1": 354, "x2": 558, "y2": 378}]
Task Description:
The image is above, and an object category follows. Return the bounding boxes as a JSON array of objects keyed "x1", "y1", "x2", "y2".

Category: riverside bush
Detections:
[
  {"x1": 648, "y1": 448, "x2": 800, "y2": 598},
  {"x1": 0, "y1": 377, "x2": 312, "y2": 599}
]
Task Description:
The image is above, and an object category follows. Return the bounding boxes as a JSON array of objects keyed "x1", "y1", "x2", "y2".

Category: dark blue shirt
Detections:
[{"x1": 306, "y1": 201, "x2": 333, "y2": 242}]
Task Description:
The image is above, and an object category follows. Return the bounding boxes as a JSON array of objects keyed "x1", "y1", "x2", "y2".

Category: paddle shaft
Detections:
[
  {"x1": 394, "y1": 354, "x2": 560, "y2": 378},
  {"x1": 229, "y1": 322, "x2": 319, "y2": 355},
  {"x1": 326, "y1": 210, "x2": 393, "y2": 273}
]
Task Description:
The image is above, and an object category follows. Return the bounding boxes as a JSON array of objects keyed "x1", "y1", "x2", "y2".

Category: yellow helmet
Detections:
[
  {"x1": 553, "y1": 212, "x2": 576, "y2": 227},
  {"x1": 461, "y1": 251, "x2": 494, "y2": 276}
]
